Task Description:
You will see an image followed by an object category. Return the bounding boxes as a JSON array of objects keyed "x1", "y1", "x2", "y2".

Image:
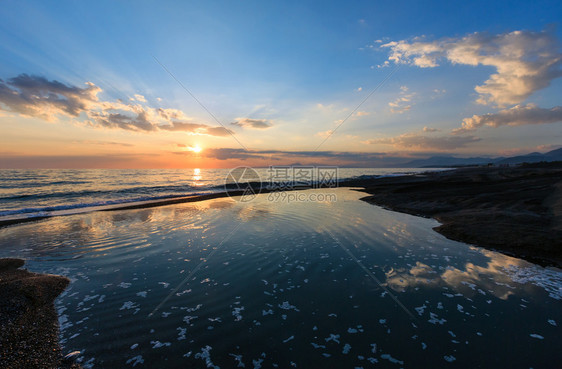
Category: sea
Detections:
[
  {"x1": 0, "y1": 169, "x2": 561, "y2": 368},
  {"x1": 0, "y1": 168, "x2": 431, "y2": 222}
]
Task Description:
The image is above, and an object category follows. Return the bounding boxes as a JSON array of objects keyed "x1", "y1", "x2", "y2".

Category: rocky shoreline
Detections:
[{"x1": 342, "y1": 163, "x2": 562, "y2": 268}]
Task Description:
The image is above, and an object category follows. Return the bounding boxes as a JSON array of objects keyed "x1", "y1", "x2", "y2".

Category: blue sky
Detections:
[{"x1": 1, "y1": 0, "x2": 561, "y2": 168}]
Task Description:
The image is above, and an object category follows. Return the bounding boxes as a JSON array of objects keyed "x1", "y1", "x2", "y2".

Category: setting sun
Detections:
[
  {"x1": 189, "y1": 145, "x2": 202, "y2": 153},
  {"x1": 0, "y1": 1, "x2": 561, "y2": 367}
]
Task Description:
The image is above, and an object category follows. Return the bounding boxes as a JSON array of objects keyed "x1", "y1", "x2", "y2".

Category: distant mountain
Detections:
[
  {"x1": 400, "y1": 147, "x2": 562, "y2": 168},
  {"x1": 401, "y1": 156, "x2": 499, "y2": 168},
  {"x1": 496, "y1": 147, "x2": 562, "y2": 165}
]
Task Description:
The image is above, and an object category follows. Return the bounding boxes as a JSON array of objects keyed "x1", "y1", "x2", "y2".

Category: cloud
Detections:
[
  {"x1": 182, "y1": 147, "x2": 393, "y2": 163},
  {"x1": 366, "y1": 133, "x2": 481, "y2": 150},
  {"x1": 0, "y1": 74, "x2": 100, "y2": 120},
  {"x1": 453, "y1": 104, "x2": 562, "y2": 134},
  {"x1": 206, "y1": 126, "x2": 235, "y2": 136},
  {"x1": 381, "y1": 30, "x2": 562, "y2": 106},
  {"x1": 133, "y1": 94, "x2": 147, "y2": 102},
  {"x1": 355, "y1": 111, "x2": 370, "y2": 117},
  {"x1": 231, "y1": 118, "x2": 273, "y2": 129},
  {"x1": 0, "y1": 74, "x2": 231, "y2": 136},
  {"x1": 388, "y1": 85, "x2": 415, "y2": 114},
  {"x1": 423, "y1": 126, "x2": 439, "y2": 132},
  {"x1": 316, "y1": 130, "x2": 334, "y2": 138},
  {"x1": 78, "y1": 140, "x2": 134, "y2": 147},
  {"x1": 202, "y1": 148, "x2": 272, "y2": 161}
]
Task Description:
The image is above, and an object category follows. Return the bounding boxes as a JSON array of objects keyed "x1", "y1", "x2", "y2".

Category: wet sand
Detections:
[
  {"x1": 343, "y1": 163, "x2": 562, "y2": 268},
  {"x1": 0, "y1": 258, "x2": 80, "y2": 368}
]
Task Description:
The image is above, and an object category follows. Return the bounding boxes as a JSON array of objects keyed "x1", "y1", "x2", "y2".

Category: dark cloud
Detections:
[
  {"x1": 159, "y1": 121, "x2": 208, "y2": 132},
  {"x1": 0, "y1": 74, "x2": 233, "y2": 136},
  {"x1": 88, "y1": 111, "x2": 156, "y2": 132},
  {"x1": 231, "y1": 118, "x2": 273, "y2": 129},
  {"x1": 0, "y1": 74, "x2": 99, "y2": 120},
  {"x1": 366, "y1": 134, "x2": 481, "y2": 150},
  {"x1": 178, "y1": 147, "x2": 406, "y2": 166}
]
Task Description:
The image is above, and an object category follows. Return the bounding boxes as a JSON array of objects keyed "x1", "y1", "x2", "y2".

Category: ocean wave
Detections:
[{"x1": 0, "y1": 191, "x2": 219, "y2": 218}]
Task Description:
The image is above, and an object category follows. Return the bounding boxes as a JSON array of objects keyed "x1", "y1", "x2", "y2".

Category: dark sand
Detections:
[
  {"x1": 0, "y1": 258, "x2": 80, "y2": 369},
  {"x1": 343, "y1": 163, "x2": 562, "y2": 268}
]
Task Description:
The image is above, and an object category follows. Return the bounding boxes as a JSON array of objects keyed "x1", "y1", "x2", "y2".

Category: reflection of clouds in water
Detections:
[
  {"x1": 236, "y1": 205, "x2": 272, "y2": 222},
  {"x1": 207, "y1": 201, "x2": 235, "y2": 210},
  {"x1": 385, "y1": 262, "x2": 440, "y2": 292},
  {"x1": 383, "y1": 223, "x2": 414, "y2": 247},
  {"x1": 385, "y1": 249, "x2": 562, "y2": 300}
]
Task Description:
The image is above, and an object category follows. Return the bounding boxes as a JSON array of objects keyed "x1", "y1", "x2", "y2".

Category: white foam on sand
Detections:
[
  {"x1": 380, "y1": 354, "x2": 403, "y2": 365},
  {"x1": 232, "y1": 306, "x2": 245, "y2": 321},
  {"x1": 503, "y1": 265, "x2": 562, "y2": 300},
  {"x1": 126, "y1": 355, "x2": 144, "y2": 367},
  {"x1": 194, "y1": 346, "x2": 219, "y2": 369}
]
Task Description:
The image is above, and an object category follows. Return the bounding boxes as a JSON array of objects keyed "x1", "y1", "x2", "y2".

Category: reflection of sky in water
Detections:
[{"x1": 0, "y1": 189, "x2": 560, "y2": 368}]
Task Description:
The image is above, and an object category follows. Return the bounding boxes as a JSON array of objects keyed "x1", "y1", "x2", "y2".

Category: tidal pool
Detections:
[{"x1": 0, "y1": 188, "x2": 560, "y2": 368}]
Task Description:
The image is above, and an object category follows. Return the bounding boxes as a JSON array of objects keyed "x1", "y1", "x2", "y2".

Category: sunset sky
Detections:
[{"x1": 1, "y1": 0, "x2": 561, "y2": 168}]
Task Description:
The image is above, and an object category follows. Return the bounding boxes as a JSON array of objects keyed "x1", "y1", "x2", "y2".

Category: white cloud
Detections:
[
  {"x1": 453, "y1": 104, "x2": 562, "y2": 134},
  {"x1": 134, "y1": 94, "x2": 147, "y2": 102},
  {"x1": 423, "y1": 126, "x2": 439, "y2": 132},
  {"x1": 388, "y1": 86, "x2": 416, "y2": 114},
  {"x1": 381, "y1": 30, "x2": 562, "y2": 106}
]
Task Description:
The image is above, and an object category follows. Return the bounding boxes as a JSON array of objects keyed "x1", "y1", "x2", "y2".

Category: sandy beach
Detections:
[{"x1": 0, "y1": 258, "x2": 80, "y2": 368}]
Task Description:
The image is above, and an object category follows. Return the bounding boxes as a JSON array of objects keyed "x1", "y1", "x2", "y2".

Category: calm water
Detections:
[
  {"x1": 0, "y1": 168, "x2": 431, "y2": 219},
  {"x1": 0, "y1": 188, "x2": 560, "y2": 368}
]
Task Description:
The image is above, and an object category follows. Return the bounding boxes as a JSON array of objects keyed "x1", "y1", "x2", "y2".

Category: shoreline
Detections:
[
  {"x1": 345, "y1": 163, "x2": 562, "y2": 268},
  {"x1": 0, "y1": 187, "x2": 312, "y2": 228},
  {"x1": 1, "y1": 164, "x2": 561, "y2": 267},
  {"x1": 0, "y1": 258, "x2": 80, "y2": 368}
]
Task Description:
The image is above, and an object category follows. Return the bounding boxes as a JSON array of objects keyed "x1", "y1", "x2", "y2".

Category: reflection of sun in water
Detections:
[{"x1": 193, "y1": 168, "x2": 202, "y2": 182}]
